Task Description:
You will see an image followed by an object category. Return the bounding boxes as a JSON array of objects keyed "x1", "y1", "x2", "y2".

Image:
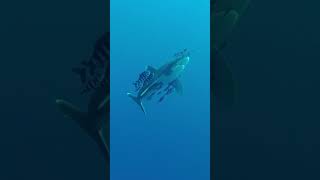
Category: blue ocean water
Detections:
[{"x1": 111, "y1": 0, "x2": 210, "y2": 179}]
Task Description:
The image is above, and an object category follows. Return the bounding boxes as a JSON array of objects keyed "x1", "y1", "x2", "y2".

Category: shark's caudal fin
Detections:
[
  {"x1": 55, "y1": 99, "x2": 109, "y2": 158},
  {"x1": 127, "y1": 93, "x2": 146, "y2": 115}
]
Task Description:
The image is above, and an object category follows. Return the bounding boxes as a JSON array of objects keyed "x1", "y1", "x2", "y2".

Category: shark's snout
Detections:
[
  {"x1": 172, "y1": 56, "x2": 190, "y2": 73},
  {"x1": 178, "y1": 56, "x2": 190, "y2": 66}
]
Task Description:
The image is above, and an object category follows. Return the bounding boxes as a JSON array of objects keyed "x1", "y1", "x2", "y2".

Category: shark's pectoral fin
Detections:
[
  {"x1": 56, "y1": 99, "x2": 109, "y2": 158},
  {"x1": 55, "y1": 99, "x2": 86, "y2": 121},
  {"x1": 173, "y1": 79, "x2": 183, "y2": 95},
  {"x1": 146, "y1": 65, "x2": 158, "y2": 73}
]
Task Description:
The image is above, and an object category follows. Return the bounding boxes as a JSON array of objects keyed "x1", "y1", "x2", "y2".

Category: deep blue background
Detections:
[
  {"x1": 111, "y1": 0, "x2": 210, "y2": 179},
  {"x1": 214, "y1": 1, "x2": 320, "y2": 179},
  {"x1": 0, "y1": 0, "x2": 107, "y2": 179}
]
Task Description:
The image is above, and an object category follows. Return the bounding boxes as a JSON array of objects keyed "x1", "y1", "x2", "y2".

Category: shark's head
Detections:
[
  {"x1": 159, "y1": 54, "x2": 190, "y2": 84},
  {"x1": 172, "y1": 55, "x2": 190, "y2": 73},
  {"x1": 177, "y1": 55, "x2": 190, "y2": 66}
]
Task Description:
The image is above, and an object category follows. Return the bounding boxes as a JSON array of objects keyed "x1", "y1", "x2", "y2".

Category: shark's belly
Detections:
[
  {"x1": 158, "y1": 72, "x2": 181, "y2": 84},
  {"x1": 140, "y1": 67, "x2": 185, "y2": 100}
]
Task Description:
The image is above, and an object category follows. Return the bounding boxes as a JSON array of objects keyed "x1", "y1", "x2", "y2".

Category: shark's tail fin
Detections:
[{"x1": 127, "y1": 93, "x2": 146, "y2": 115}]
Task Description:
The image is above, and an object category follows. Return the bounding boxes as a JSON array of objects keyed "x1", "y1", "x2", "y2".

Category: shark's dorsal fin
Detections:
[
  {"x1": 146, "y1": 65, "x2": 157, "y2": 73},
  {"x1": 173, "y1": 79, "x2": 183, "y2": 95}
]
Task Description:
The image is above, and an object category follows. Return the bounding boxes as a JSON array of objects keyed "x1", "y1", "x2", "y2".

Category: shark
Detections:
[
  {"x1": 55, "y1": 84, "x2": 109, "y2": 159},
  {"x1": 55, "y1": 32, "x2": 110, "y2": 161},
  {"x1": 55, "y1": 85, "x2": 110, "y2": 180},
  {"x1": 211, "y1": 0, "x2": 250, "y2": 109},
  {"x1": 127, "y1": 53, "x2": 190, "y2": 115}
]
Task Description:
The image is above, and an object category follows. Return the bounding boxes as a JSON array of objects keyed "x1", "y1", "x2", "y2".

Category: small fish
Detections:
[
  {"x1": 73, "y1": 33, "x2": 109, "y2": 83},
  {"x1": 91, "y1": 34, "x2": 108, "y2": 66},
  {"x1": 133, "y1": 70, "x2": 154, "y2": 91},
  {"x1": 73, "y1": 33, "x2": 109, "y2": 95},
  {"x1": 166, "y1": 87, "x2": 175, "y2": 95},
  {"x1": 81, "y1": 74, "x2": 107, "y2": 95},
  {"x1": 163, "y1": 80, "x2": 176, "y2": 93},
  {"x1": 72, "y1": 67, "x2": 87, "y2": 83},
  {"x1": 157, "y1": 86, "x2": 174, "y2": 103},
  {"x1": 81, "y1": 60, "x2": 96, "y2": 76},
  {"x1": 158, "y1": 96, "x2": 165, "y2": 103}
]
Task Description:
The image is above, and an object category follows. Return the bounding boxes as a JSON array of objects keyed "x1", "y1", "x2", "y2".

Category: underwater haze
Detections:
[{"x1": 111, "y1": 0, "x2": 210, "y2": 180}]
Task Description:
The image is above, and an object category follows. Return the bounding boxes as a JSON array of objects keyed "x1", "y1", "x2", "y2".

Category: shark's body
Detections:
[
  {"x1": 55, "y1": 32, "x2": 110, "y2": 160},
  {"x1": 127, "y1": 54, "x2": 189, "y2": 114},
  {"x1": 211, "y1": 0, "x2": 250, "y2": 109}
]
